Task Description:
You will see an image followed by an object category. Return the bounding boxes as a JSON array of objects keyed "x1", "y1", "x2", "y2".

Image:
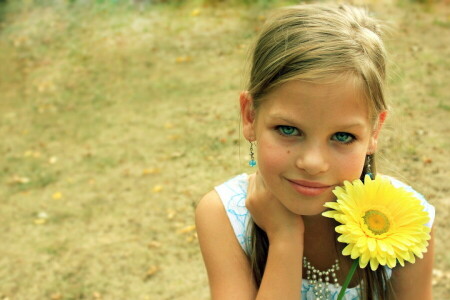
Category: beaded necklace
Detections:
[{"x1": 303, "y1": 257, "x2": 340, "y2": 299}]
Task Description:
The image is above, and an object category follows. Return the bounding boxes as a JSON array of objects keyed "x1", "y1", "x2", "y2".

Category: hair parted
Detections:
[
  {"x1": 246, "y1": 4, "x2": 393, "y2": 299},
  {"x1": 248, "y1": 3, "x2": 388, "y2": 122}
]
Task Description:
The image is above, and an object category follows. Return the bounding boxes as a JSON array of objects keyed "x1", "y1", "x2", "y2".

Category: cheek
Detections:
[
  {"x1": 338, "y1": 152, "x2": 366, "y2": 179},
  {"x1": 257, "y1": 141, "x2": 289, "y2": 173}
]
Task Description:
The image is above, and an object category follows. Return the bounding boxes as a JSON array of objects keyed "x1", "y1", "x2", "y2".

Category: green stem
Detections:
[{"x1": 337, "y1": 259, "x2": 359, "y2": 300}]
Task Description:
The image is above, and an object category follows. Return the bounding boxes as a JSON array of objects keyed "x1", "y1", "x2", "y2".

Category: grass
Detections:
[{"x1": 0, "y1": 0, "x2": 449, "y2": 299}]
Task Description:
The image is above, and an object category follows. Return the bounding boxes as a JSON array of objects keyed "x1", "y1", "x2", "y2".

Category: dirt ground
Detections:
[{"x1": 0, "y1": 0, "x2": 449, "y2": 299}]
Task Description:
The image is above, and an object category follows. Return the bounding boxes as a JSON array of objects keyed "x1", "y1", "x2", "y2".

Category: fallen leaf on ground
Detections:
[
  {"x1": 144, "y1": 266, "x2": 160, "y2": 279},
  {"x1": 37, "y1": 212, "x2": 48, "y2": 219},
  {"x1": 152, "y1": 185, "x2": 163, "y2": 193},
  {"x1": 167, "y1": 135, "x2": 180, "y2": 141},
  {"x1": 148, "y1": 241, "x2": 162, "y2": 248},
  {"x1": 186, "y1": 233, "x2": 198, "y2": 243},
  {"x1": 175, "y1": 56, "x2": 191, "y2": 63},
  {"x1": 178, "y1": 225, "x2": 196, "y2": 234},
  {"x1": 50, "y1": 293, "x2": 62, "y2": 300},
  {"x1": 52, "y1": 192, "x2": 63, "y2": 200},
  {"x1": 170, "y1": 151, "x2": 184, "y2": 158},
  {"x1": 13, "y1": 36, "x2": 27, "y2": 47},
  {"x1": 8, "y1": 175, "x2": 30, "y2": 185},
  {"x1": 422, "y1": 157, "x2": 432, "y2": 164},
  {"x1": 191, "y1": 9, "x2": 201, "y2": 16},
  {"x1": 24, "y1": 150, "x2": 41, "y2": 158},
  {"x1": 34, "y1": 218, "x2": 47, "y2": 225},
  {"x1": 167, "y1": 209, "x2": 176, "y2": 219},
  {"x1": 142, "y1": 168, "x2": 160, "y2": 175}
]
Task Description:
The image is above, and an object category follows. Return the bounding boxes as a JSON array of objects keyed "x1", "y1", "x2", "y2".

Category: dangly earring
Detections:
[
  {"x1": 365, "y1": 154, "x2": 374, "y2": 180},
  {"x1": 249, "y1": 142, "x2": 256, "y2": 167}
]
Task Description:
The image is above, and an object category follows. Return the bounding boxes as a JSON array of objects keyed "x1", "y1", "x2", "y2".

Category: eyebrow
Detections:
[{"x1": 268, "y1": 114, "x2": 367, "y2": 129}]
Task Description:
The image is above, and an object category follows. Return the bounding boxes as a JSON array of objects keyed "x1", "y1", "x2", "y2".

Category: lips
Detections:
[{"x1": 287, "y1": 179, "x2": 333, "y2": 196}]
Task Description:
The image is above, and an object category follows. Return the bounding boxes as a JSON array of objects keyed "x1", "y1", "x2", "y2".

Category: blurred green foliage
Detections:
[
  {"x1": 0, "y1": 0, "x2": 443, "y2": 15},
  {"x1": 1, "y1": 0, "x2": 300, "y2": 10}
]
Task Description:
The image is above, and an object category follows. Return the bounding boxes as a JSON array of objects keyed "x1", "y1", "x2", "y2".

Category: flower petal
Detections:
[{"x1": 370, "y1": 258, "x2": 379, "y2": 271}]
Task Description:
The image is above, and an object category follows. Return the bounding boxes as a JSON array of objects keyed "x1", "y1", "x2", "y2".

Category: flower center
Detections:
[{"x1": 363, "y1": 210, "x2": 390, "y2": 235}]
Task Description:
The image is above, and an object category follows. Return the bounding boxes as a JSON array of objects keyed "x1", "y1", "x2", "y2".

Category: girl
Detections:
[{"x1": 196, "y1": 4, "x2": 435, "y2": 300}]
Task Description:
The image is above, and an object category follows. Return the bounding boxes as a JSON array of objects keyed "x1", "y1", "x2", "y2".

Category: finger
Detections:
[
  {"x1": 247, "y1": 173, "x2": 256, "y2": 192},
  {"x1": 255, "y1": 170, "x2": 267, "y2": 190}
]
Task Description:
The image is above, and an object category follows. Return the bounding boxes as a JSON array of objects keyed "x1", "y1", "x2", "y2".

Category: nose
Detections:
[{"x1": 295, "y1": 142, "x2": 329, "y2": 175}]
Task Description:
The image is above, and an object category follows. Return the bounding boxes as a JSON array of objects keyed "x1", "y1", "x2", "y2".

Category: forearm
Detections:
[{"x1": 256, "y1": 234, "x2": 303, "y2": 300}]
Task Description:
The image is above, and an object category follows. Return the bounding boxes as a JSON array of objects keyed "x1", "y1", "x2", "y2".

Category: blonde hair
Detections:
[
  {"x1": 247, "y1": 4, "x2": 392, "y2": 299},
  {"x1": 248, "y1": 3, "x2": 387, "y2": 122}
]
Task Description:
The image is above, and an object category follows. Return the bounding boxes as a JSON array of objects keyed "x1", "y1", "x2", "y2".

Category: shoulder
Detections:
[
  {"x1": 196, "y1": 174, "x2": 252, "y2": 251},
  {"x1": 195, "y1": 186, "x2": 257, "y2": 299},
  {"x1": 196, "y1": 173, "x2": 249, "y2": 222},
  {"x1": 196, "y1": 173, "x2": 250, "y2": 242},
  {"x1": 214, "y1": 173, "x2": 249, "y2": 203},
  {"x1": 196, "y1": 189, "x2": 223, "y2": 224},
  {"x1": 196, "y1": 188, "x2": 236, "y2": 255}
]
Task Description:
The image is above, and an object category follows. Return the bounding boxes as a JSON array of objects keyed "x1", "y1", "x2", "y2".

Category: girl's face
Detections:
[{"x1": 241, "y1": 79, "x2": 386, "y2": 216}]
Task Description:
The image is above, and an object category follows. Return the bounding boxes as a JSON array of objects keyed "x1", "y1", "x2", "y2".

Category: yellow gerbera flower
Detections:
[{"x1": 322, "y1": 175, "x2": 431, "y2": 271}]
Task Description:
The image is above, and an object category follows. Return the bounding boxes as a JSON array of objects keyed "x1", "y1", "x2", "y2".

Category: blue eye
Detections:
[
  {"x1": 332, "y1": 132, "x2": 355, "y2": 144},
  {"x1": 277, "y1": 125, "x2": 299, "y2": 136}
]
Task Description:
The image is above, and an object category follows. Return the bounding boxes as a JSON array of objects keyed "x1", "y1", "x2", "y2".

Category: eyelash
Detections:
[
  {"x1": 276, "y1": 125, "x2": 300, "y2": 136},
  {"x1": 332, "y1": 132, "x2": 356, "y2": 144},
  {"x1": 275, "y1": 126, "x2": 356, "y2": 145}
]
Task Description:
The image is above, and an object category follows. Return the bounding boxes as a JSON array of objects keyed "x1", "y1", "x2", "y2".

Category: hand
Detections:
[{"x1": 246, "y1": 172, "x2": 304, "y2": 242}]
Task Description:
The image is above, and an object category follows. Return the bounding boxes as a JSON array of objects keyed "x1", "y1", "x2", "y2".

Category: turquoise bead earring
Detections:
[{"x1": 249, "y1": 142, "x2": 256, "y2": 167}]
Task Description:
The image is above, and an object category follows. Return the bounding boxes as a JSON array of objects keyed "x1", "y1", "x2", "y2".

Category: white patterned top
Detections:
[{"x1": 214, "y1": 173, "x2": 435, "y2": 300}]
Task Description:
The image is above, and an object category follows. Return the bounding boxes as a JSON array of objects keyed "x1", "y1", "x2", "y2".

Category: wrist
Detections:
[
  {"x1": 267, "y1": 227, "x2": 304, "y2": 246},
  {"x1": 266, "y1": 217, "x2": 305, "y2": 243}
]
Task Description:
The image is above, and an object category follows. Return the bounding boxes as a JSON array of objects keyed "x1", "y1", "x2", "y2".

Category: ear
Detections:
[
  {"x1": 368, "y1": 110, "x2": 388, "y2": 154},
  {"x1": 240, "y1": 91, "x2": 256, "y2": 141}
]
